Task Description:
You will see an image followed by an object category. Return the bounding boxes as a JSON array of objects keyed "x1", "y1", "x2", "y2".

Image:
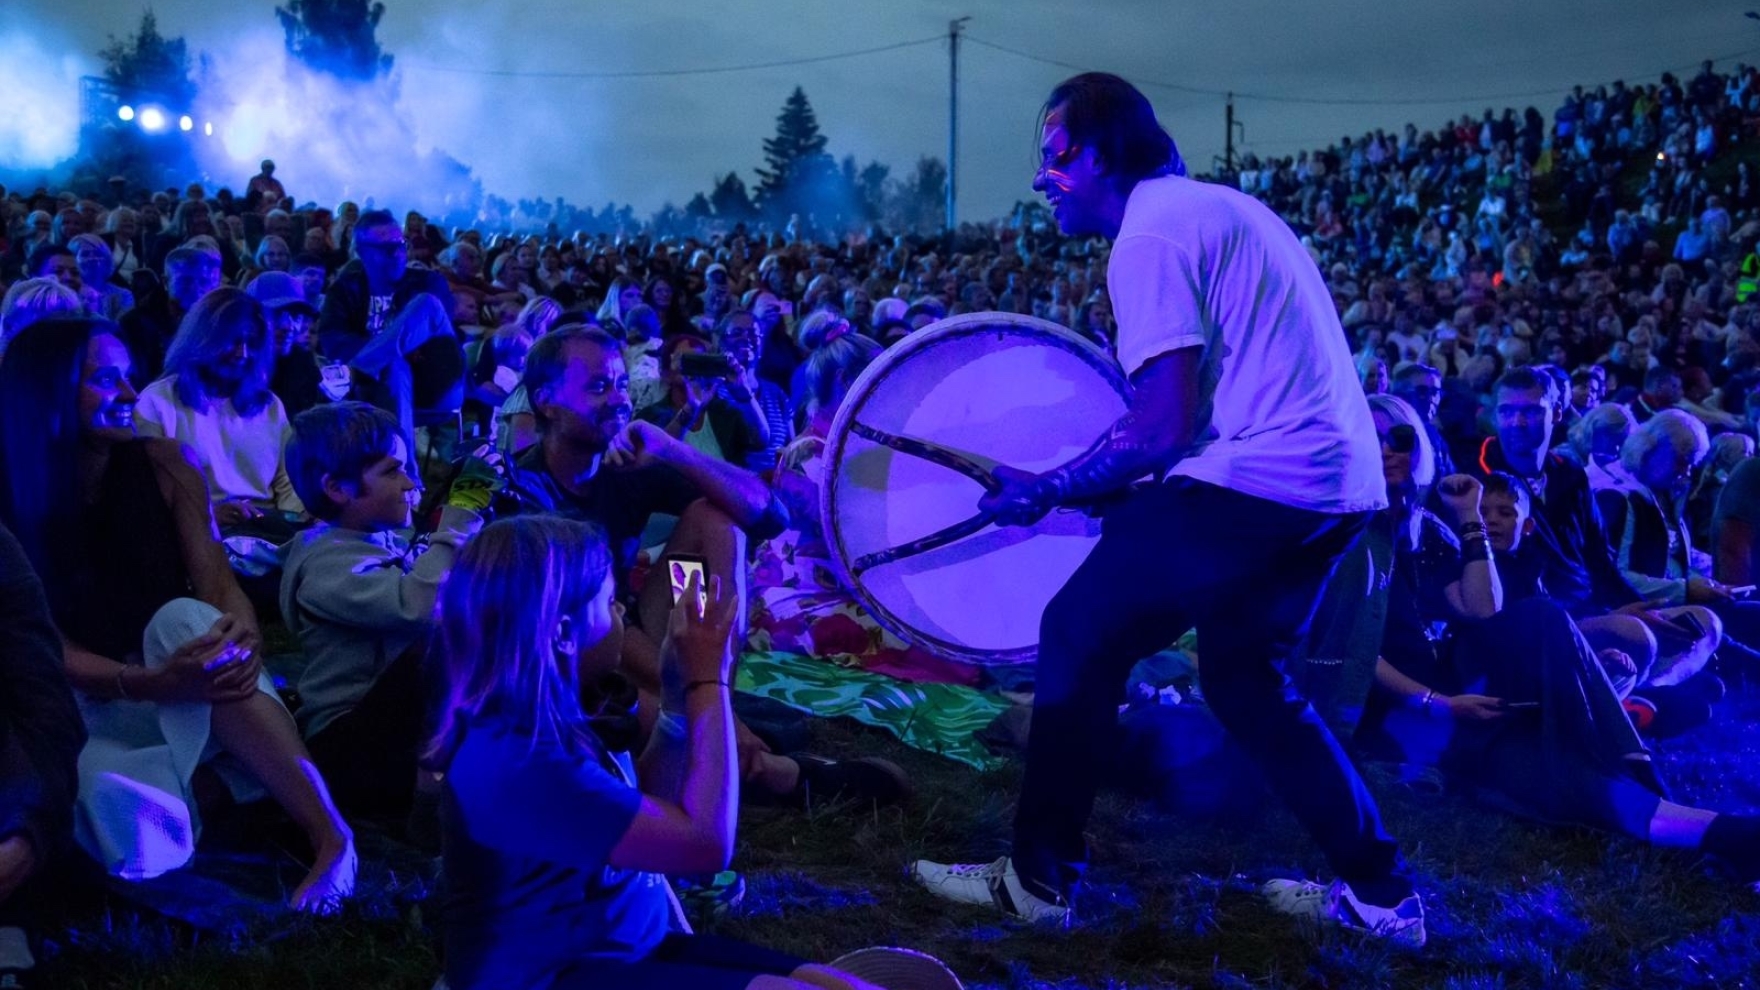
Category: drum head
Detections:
[{"x1": 823, "y1": 313, "x2": 1130, "y2": 666}]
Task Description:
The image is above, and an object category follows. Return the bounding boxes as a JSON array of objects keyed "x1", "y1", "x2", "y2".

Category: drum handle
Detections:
[
  {"x1": 848, "y1": 422, "x2": 997, "y2": 490},
  {"x1": 851, "y1": 511, "x2": 997, "y2": 576}
]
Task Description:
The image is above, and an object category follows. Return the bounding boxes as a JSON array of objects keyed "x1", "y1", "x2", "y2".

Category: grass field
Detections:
[{"x1": 34, "y1": 684, "x2": 1760, "y2": 990}]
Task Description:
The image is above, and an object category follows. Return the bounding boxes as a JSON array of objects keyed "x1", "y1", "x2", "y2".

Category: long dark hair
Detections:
[
  {"x1": 0, "y1": 318, "x2": 119, "y2": 601},
  {"x1": 1041, "y1": 72, "x2": 1187, "y2": 186},
  {"x1": 424, "y1": 516, "x2": 616, "y2": 769},
  {"x1": 163, "y1": 286, "x2": 276, "y2": 416}
]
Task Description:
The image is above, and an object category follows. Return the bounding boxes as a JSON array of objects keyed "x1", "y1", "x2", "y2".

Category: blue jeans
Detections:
[{"x1": 1012, "y1": 478, "x2": 1410, "y2": 903}]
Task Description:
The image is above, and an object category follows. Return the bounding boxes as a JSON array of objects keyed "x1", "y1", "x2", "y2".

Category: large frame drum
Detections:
[{"x1": 822, "y1": 313, "x2": 1131, "y2": 666}]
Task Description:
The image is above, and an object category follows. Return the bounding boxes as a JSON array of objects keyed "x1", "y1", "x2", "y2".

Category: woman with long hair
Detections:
[
  {"x1": 0, "y1": 318, "x2": 354, "y2": 910},
  {"x1": 428, "y1": 516, "x2": 885, "y2": 990},
  {"x1": 135, "y1": 287, "x2": 304, "y2": 527}
]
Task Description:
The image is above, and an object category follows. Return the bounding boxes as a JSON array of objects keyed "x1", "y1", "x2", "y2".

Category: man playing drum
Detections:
[{"x1": 911, "y1": 73, "x2": 1425, "y2": 946}]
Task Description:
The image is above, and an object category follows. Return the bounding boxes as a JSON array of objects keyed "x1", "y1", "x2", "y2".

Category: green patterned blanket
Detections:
[{"x1": 735, "y1": 650, "x2": 1013, "y2": 771}]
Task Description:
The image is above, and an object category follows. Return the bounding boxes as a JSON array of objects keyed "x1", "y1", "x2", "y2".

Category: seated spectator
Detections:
[
  {"x1": 463, "y1": 302, "x2": 550, "y2": 442},
  {"x1": 498, "y1": 327, "x2": 904, "y2": 807},
  {"x1": 0, "y1": 278, "x2": 81, "y2": 364},
  {"x1": 135, "y1": 288, "x2": 306, "y2": 531},
  {"x1": 1391, "y1": 362, "x2": 1455, "y2": 479},
  {"x1": 26, "y1": 244, "x2": 81, "y2": 296},
  {"x1": 636, "y1": 334, "x2": 766, "y2": 468},
  {"x1": 1347, "y1": 395, "x2": 1760, "y2": 888},
  {"x1": 0, "y1": 318, "x2": 354, "y2": 909},
  {"x1": 748, "y1": 333, "x2": 969, "y2": 683},
  {"x1": 0, "y1": 522, "x2": 85, "y2": 984},
  {"x1": 99, "y1": 207, "x2": 144, "y2": 282},
  {"x1": 1565, "y1": 402, "x2": 1639, "y2": 477},
  {"x1": 1473, "y1": 369, "x2": 1719, "y2": 704},
  {"x1": 1632, "y1": 366, "x2": 1684, "y2": 423},
  {"x1": 622, "y1": 304, "x2": 665, "y2": 410},
  {"x1": 119, "y1": 245, "x2": 223, "y2": 386},
  {"x1": 247, "y1": 271, "x2": 325, "y2": 418},
  {"x1": 280, "y1": 403, "x2": 483, "y2": 817},
  {"x1": 714, "y1": 309, "x2": 794, "y2": 474},
  {"x1": 69, "y1": 233, "x2": 134, "y2": 321},
  {"x1": 316, "y1": 210, "x2": 463, "y2": 435},
  {"x1": 240, "y1": 234, "x2": 292, "y2": 287},
  {"x1": 426, "y1": 516, "x2": 891, "y2": 990},
  {"x1": 1689, "y1": 432, "x2": 1753, "y2": 550}
]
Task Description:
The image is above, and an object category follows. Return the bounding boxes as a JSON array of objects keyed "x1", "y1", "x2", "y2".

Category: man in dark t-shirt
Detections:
[{"x1": 492, "y1": 326, "x2": 907, "y2": 808}]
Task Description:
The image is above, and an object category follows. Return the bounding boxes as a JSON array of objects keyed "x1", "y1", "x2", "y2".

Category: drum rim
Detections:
[{"x1": 821, "y1": 312, "x2": 1130, "y2": 666}]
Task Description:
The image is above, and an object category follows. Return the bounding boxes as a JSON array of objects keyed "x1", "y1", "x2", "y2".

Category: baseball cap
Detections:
[{"x1": 245, "y1": 271, "x2": 316, "y2": 314}]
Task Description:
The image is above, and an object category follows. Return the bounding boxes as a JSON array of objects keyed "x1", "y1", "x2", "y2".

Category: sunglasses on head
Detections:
[{"x1": 1381, "y1": 423, "x2": 1418, "y2": 454}]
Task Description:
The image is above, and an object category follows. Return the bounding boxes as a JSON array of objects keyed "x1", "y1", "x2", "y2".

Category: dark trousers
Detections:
[
  {"x1": 305, "y1": 642, "x2": 426, "y2": 819},
  {"x1": 1441, "y1": 599, "x2": 1661, "y2": 838},
  {"x1": 1012, "y1": 478, "x2": 1408, "y2": 901}
]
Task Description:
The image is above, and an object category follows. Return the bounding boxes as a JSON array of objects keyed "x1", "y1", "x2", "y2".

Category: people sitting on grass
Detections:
[
  {"x1": 118, "y1": 245, "x2": 223, "y2": 386},
  {"x1": 280, "y1": 402, "x2": 484, "y2": 820},
  {"x1": 0, "y1": 521, "x2": 85, "y2": 984},
  {"x1": 1347, "y1": 394, "x2": 1760, "y2": 888},
  {"x1": 489, "y1": 326, "x2": 908, "y2": 808},
  {"x1": 0, "y1": 318, "x2": 355, "y2": 912},
  {"x1": 135, "y1": 288, "x2": 307, "y2": 533},
  {"x1": 1472, "y1": 369, "x2": 1722, "y2": 715},
  {"x1": 426, "y1": 515, "x2": 891, "y2": 990},
  {"x1": 315, "y1": 209, "x2": 463, "y2": 435},
  {"x1": 1589, "y1": 410, "x2": 1760, "y2": 688},
  {"x1": 635, "y1": 334, "x2": 768, "y2": 470}
]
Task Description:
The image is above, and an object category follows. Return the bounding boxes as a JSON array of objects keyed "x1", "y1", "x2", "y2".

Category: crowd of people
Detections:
[{"x1": 0, "y1": 56, "x2": 1759, "y2": 988}]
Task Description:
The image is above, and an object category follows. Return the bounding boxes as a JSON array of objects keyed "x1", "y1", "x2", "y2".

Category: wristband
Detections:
[
  {"x1": 116, "y1": 665, "x2": 134, "y2": 701},
  {"x1": 685, "y1": 679, "x2": 730, "y2": 696},
  {"x1": 1455, "y1": 521, "x2": 1486, "y2": 538},
  {"x1": 1460, "y1": 537, "x2": 1493, "y2": 563}
]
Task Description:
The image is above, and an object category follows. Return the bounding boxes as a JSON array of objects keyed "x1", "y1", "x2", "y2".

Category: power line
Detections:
[
  {"x1": 398, "y1": 35, "x2": 943, "y2": 80},
  {"x1": 967, "y1": 35, "x2": 1760, "y2": 108}
]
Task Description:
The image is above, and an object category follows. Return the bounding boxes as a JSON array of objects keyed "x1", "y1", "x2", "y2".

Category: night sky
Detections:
[{"x1": 4, "y1": 0, "x2": 1753, "y2": 219}]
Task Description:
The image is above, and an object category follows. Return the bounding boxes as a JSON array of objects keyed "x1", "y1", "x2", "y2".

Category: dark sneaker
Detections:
[{"x1": 787, "y1": 753, "x2": 912, "y2": 808}]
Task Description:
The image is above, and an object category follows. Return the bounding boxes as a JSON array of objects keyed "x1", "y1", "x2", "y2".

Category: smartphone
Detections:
[
  {"x1": 678, "y1": 352, "x2": 736, "y2": 380},
  {"x1": 1501, "y1": 701, "x2": 1541, "y2": 710},
  {"x1": 1729, "y1": 585, "x2": 1757, "y2": 599},
  {"x1": 667, "y1": 555, "x2": 707, "y2": 609}
]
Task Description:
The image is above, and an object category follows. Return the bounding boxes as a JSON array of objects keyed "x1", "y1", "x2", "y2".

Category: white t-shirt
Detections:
[
  {"x1": 1108, "y1": 176, "x2": 1386, "y2": 514},
  {"x1": 135, "y1": 376, "x2": 305, "y2": 513}
]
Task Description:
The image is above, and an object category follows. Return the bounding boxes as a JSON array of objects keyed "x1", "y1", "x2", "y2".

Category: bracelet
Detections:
[
  {"x1": 685, "y1": 679, "x2": 730, "y2": 696},
  {"x1": 116, "y1": 665, "x2": 133, "y2": 701},
  {"x1": 1455, "y1": 521, "x2": 1486, "y2": 538},
  {"x1": 1421, "y1": 689, "x2": 1437, "y2": 716},
  {"x1": 1460, "y1": 537, "x2": 1493, "y2": 564}
]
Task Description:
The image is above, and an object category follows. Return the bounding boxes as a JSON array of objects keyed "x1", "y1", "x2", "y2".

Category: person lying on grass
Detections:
[{"x1": 425, "y1": 515, "x2": 889, "y2": 990}]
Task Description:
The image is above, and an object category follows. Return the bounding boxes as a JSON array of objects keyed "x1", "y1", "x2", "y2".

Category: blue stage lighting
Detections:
[
  {"x1": 178, "y1": 115, "x2": 193, "y2": 132},
  {"x1": 118, "y1": 105, "x2": 135, "y2": 122},
  {"x1": 138, "y1": 107, "x2": 167, "y2": 132},
  {"x1": 204, "y1": 122, "x2": 214, "y2": 137}
]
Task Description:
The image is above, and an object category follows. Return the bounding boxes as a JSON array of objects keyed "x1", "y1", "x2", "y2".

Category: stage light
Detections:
[
  {"x1": 204, "y1": 122, "x2": 214, "y2": 136},
  {"x1": 178, "y1": 115, "x2": 193, "y2": 132},
  {"x1": 118, "y1": 105, "x2": 135, "y2": 122},
  {"x1": 138, "y1": 107, "x2": 167, "y2": 132}
]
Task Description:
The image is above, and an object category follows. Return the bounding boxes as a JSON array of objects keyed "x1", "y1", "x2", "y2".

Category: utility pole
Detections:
[
  {"x1": 1224, "y1": 92, "x2": 1235, "y2": 173},
  {"x1": 947, "y1": 16, "x2": 970, "y2": 231}
]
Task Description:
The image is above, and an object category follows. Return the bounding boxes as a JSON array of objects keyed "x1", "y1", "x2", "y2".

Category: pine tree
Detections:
[
  {"x1": 99, "y1": 10, "x2": 197, "y2": 105},
  {"x1": 754, "y1": 87, "x2": 829, "y2": 214},
  {"x1": 276, "y1": 0, "x2": 393, "y2": 81}
]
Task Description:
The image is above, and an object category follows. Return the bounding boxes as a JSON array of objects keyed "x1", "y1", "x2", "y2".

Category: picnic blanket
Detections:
[{"x1": 735, "y1": 650, "x2": 1013, "y2": 771}]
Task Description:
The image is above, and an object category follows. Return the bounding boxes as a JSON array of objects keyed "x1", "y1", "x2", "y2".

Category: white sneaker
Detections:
[
  {"x1": 910, "y1": 856, "x2": 1071, "y2": 925},
  {"x1": 1262, "y1": 878, "x2": 1427, "y2": 947}
]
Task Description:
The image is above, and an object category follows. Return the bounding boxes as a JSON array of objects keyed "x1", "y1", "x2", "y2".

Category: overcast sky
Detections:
[{"x1": 4, "y1": 0, "x2": 1755, "y2": 220}]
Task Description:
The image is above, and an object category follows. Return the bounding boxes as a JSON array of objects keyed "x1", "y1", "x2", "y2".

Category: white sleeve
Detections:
[{"x1": 1109, "y1": 233, "x2": 1207, "y2": 379}]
